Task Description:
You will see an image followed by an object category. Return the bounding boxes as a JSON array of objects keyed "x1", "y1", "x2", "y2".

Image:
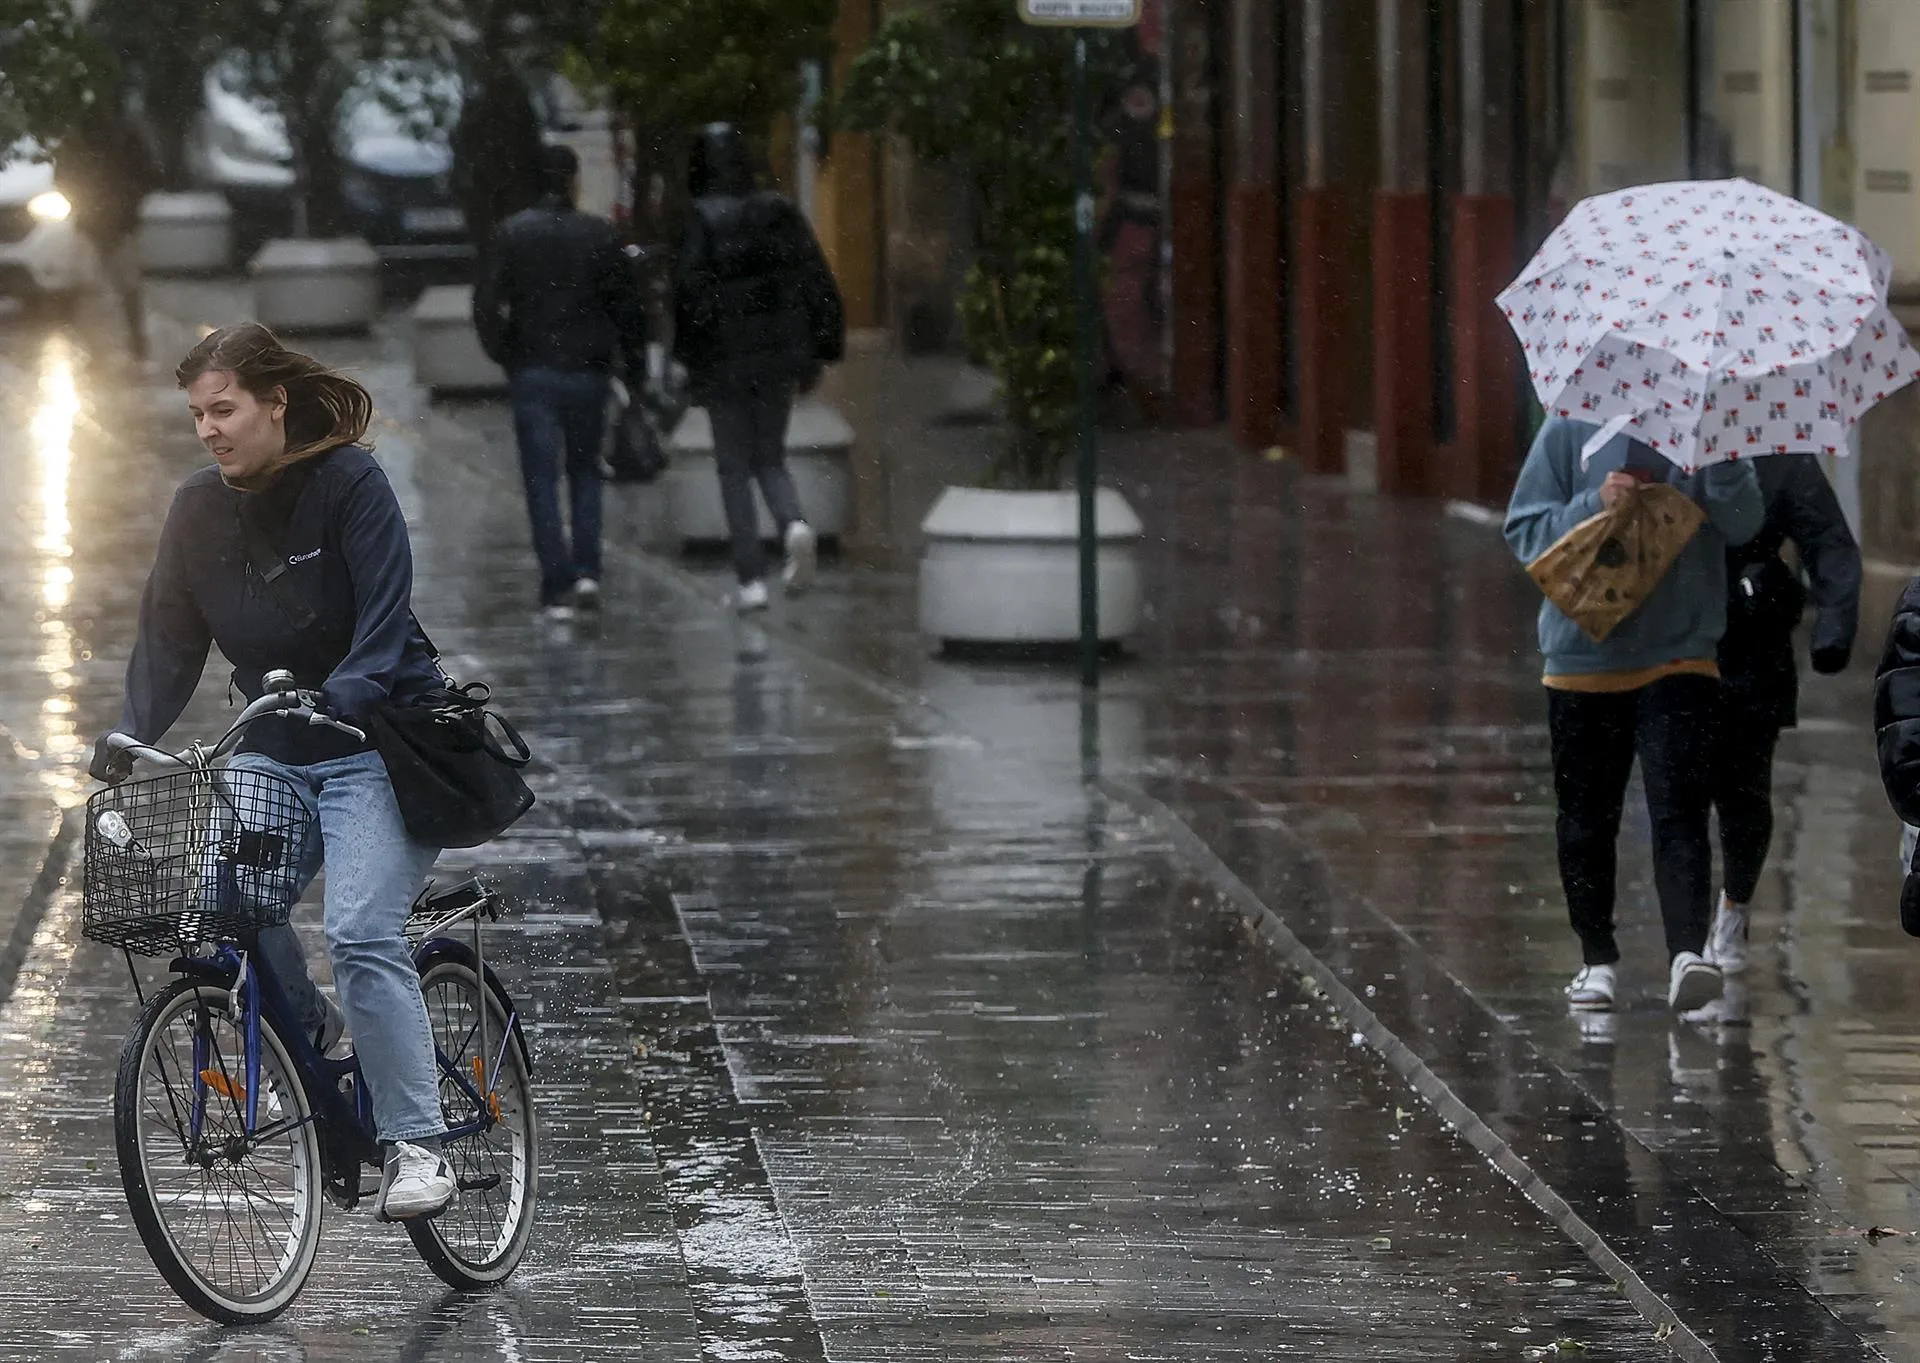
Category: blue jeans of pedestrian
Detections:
[
  {"x1": 228, "y1": 750, "x2": 445, "y2": 1144},
  {"x1": 509, "y1": 367, "x2": 609, "y2": 606}
]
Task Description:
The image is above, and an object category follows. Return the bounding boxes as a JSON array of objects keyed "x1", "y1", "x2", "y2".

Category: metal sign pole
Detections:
[
  {"x1": 1019, "y1": 0, "x2": 1136, "y2": 690},
  {"x1": 1072, "y1": 32, "x2": 1100, "y2": 691}
]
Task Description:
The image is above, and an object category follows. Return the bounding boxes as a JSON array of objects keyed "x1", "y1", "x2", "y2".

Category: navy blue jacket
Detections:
[{"x1": 117, "y1": 446, "x2": 441, "y2": 765}]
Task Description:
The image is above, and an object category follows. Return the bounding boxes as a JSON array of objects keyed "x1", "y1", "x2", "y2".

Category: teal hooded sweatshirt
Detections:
[{"x1": 1503, "y1": 417, "x2": 1764, "y2": 681}]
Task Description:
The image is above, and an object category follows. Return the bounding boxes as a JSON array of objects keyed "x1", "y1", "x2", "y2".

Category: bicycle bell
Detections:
[{"x1": 263, "y1": 669, "x2": 297, "y2": 694}]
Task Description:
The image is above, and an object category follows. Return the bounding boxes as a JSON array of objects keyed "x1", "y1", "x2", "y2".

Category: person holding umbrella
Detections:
[
  {"x1": 1507, "y1": 424, "x2": 1761, "y2": 1014},
  {"x1": 1499, "y1": 178, "x2": 1920, "y2": 1015},
  {"x1": 1706, "y1": 458, "x2": 1860, "y2": 976}
]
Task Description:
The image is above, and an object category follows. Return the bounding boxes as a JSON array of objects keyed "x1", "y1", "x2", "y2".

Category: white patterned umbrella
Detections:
[{"x1": 1499, "y1": 178, "x2": 1920, "y2": 470}]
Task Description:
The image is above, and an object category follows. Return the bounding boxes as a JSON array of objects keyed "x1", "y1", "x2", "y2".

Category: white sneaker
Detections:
[
  {"x1": 1565, "y1": 963, "x2": 1616, "y2": 1012},
  {"x1": 782, "y1": 521, "x2": 817, "y2": 594},
  {"x1": 1668, "y1": 951, "x2": 1723, "y2": 1013},
  {"x1": 539, "y1": 602, "x2": 575, "y2": 624},
  {"x1": 377, "y1": 1141, "x2": 456, "y2": 1221},
  {"x1": 735, "y1": 579, "x2": 770, "y2": 613},
  {"x1": 1705, "y1": 893, "x2": 1749, "y2": 973},
  {"x1": 573, "y1": 577, "x2": 602, "y2": 611}
]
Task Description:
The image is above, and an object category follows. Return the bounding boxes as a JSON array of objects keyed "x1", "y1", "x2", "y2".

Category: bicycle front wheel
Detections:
[
  {"x1": 409, "y1": 958, "x2": 539, "y2": 1288},
  {"x1": 113, "y1": 979, "x2": 324, "y2": 1324}
]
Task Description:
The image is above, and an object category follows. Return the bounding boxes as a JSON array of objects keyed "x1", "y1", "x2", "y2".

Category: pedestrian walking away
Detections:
[
  {"x1": 56, "y1": 92, "x2": 161, "y2": 358},
  {"x1": 1505, "y1": 418, "x2": 1762, "y2": 1016},
  {"x1": 89, "y1": 322, "x2": 459, "y2": 1222},
  {"x1": 1709, "y1": 455, "x2": 1860, "y2": 977},
  {"x1": 475, "y1": 143, "x2": 648, "y2": 621},
  {"x1": 674, "y1": 122, "x2": 845, "y2": 612}
]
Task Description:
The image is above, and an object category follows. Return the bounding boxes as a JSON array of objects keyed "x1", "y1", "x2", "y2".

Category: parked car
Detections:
[
  {"x1": 0, "y1": 143, "x2": 86, "y2": 312},
  {"x1": 335, "y1": 67, "x2": 471, "y2": 266},
  {"x1": 187, "y1": 60, "x2": 472, "y2": 267},
  {"x1": 184, "y1": 59, "x2": 296, "y2": 230}
]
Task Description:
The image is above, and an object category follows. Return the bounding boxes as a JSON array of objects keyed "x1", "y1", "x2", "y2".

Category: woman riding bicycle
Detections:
[{"x1": 89, "y1": 322, "x2": 457, "y2": 1221}]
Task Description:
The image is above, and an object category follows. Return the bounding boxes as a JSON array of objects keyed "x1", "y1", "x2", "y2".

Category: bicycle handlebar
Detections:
[{"x1": 102, "y1": 684, "x2": 368, "y2": 773}]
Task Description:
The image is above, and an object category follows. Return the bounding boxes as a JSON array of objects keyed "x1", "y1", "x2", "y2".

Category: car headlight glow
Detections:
[{"x1": 27, "y1": 190, "x2": 71, "y2": 222}]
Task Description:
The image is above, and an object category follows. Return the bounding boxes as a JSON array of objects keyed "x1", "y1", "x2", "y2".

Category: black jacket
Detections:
[
  {"x1": 1877, "y1": 579, "x2": 1920, "y2": 827},
  {"x1": 672, "y1": 190, "x2": 844, "y2": 402},
  {"x1": 474, "y1": 194, "x2": 646, "y2": 373},
  {"x1": 115, "y1": 447, "x2": 441, "y2": 766},
  {"x1": 1720, "y1": 453, "x2": 1861, "y2": 727}
]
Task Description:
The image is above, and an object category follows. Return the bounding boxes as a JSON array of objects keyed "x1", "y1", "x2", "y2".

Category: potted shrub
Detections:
[
  {"x1": 840, "y1": 0, "x2": 1144, "y2": 648},
  {"x1": 227, "y1": 0, "x2": 380, "y2": 333}
]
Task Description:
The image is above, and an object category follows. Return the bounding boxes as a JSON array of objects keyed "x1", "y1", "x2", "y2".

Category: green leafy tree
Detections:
[
  {"x1": 587, "y1": 0, "x2": 837, "y2": 245},
  {"x1": 225, "y1": 0, "x2": 359, "y2": 237},
  {"x1": 840, "y1": 1, "x2": 1117, "y2": 489},
  {"x1": 88, "y1": 0, "x2": 224, "y2": 188},
  {"x1": 0, "y1": 0, "x2": 106, "y2": 149}
]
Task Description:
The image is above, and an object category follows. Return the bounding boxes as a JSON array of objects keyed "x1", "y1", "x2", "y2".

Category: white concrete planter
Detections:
[
  {"x1": 664, "y1": 398, "x2": 855, "y2": 544},
  {"x1": 918, "y1": 486, "x2": 1145, "y2": 646},
  {"x1": 411, "y1": 284, "x2": 505, "y2": 395},
  {"x1": 248, "y1": 237, "x2": 380, "y2": 334},
  {"x1": 138, "y1": 192, "x2": 232, "y2": 275}
]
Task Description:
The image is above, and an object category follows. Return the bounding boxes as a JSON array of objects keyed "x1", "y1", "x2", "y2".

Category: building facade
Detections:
[{"x1": 805, "y1": 0, "x2": 1920, "y2": 561}]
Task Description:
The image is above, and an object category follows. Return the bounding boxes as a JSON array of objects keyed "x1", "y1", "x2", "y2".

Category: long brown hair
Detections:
[{"x1": 175, "y1": 322, "x2": 374, "y2": 467}]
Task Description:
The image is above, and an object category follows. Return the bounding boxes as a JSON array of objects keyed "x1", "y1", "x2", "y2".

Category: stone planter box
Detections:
[
  {"x1": 411, "y1": 284, "x2": 505, "y2": 395},
  {"x1": 664, "y1": 398, "x2": 855, "y2": 545},
  {"x1": 248, "y1": 237, "x2": 380, "y2": 335},
  {"x1": 138, "y1": 192, "x2": 233, "y2": 275},
  {"x1": 918, "y1": 486, "x2": 1145, "y2": 646}
]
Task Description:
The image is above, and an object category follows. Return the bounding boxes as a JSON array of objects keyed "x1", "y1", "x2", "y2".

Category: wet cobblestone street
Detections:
[{"x1": 0, "y1": 279, "x2": 1908, "y2": 1360}]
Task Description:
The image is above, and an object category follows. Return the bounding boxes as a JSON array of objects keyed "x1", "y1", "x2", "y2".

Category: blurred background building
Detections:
[{"x1": 802, "y1": 0, "x2": 1920, "y2": 569}]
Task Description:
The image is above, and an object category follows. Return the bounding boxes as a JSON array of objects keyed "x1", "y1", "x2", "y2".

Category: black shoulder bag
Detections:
[
  {"x1": 361, "y1": 671, "x2": 536, "y2": 849},
  {"x1": 239, "y1": 494, "x2": 535, "y2": 849}
]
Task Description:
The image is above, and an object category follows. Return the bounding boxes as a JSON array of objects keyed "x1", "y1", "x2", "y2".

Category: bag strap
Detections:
[
  {"x1": 482, "y1": 711, "x2": 533, "y2": 768},
  {"x1": 238, "y1": 505, "x2": 318, "y2": 632}
]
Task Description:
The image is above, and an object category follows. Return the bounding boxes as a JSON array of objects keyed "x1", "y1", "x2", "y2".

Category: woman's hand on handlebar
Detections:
[{"x1": 89, "y1": 734, "x2": 134, "y2": 786}]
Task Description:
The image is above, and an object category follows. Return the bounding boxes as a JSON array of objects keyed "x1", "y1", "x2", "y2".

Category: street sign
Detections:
[{"x1": 1018, "y1": 0, "x2": 1140, "y2": 27}]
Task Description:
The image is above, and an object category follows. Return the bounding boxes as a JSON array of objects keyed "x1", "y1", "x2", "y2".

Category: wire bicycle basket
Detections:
[{"x1": 82, "y1": 765, "x2": 314, "y2": 956}]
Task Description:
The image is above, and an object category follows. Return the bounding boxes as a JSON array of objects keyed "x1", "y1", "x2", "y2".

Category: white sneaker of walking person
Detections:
[
  {"x1": 782, "y1": 521, "x2": 817, "y2": 594},
  {"x1": 735, "y1": 579, "x2": 770, "y2": 613},
  {"x1": 1565, "y1": 963, "x2": 1616, "y2": 1012},
  {"x1": 573, "y1": 577, "x2": 602, "y2": 611},
  {"x1": 376, "y1": 1141, "x2": 457, "y2": 1221},
  {"x1": 1668, "y1": 951, "x2": 1723, "y2": 1013},
  {"x1": 1705, "y1": 892, "x2": 1749, "y2": 973}
]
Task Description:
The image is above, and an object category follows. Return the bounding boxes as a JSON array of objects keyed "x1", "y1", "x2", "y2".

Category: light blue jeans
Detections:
[{"x1": 224, "y1": 750, "x2": 445, "y2": 1144}]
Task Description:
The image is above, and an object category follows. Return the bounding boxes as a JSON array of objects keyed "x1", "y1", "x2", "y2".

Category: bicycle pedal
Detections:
[{"x1": 457, "y1": 1173, "x2": 502, "y2": 1193}]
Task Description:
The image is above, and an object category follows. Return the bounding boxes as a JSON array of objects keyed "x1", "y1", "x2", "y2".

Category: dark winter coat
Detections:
[
  {"x1": 1721, "y1": 453, "x2": 1861, "y2": 728},
  {"x1": 672, "y1": 190, "x2": 845, "y2": 404},
  {"x1": 475, "y1": 193, "x2": 647, "y2": 374},
  {"x1": 115, "y1": 446, "x2": 442, "y2": 767},
  {"x1": 1876, "y1": 576, "x2": 1920, "y2": 828}
]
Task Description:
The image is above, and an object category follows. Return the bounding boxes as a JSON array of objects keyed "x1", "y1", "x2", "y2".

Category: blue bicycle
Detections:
[{"x1": 83, "y1": 674, "x2": 540, "y2": 1324}]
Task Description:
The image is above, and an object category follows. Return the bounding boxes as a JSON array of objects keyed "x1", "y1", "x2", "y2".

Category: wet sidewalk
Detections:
[
  {"x1": 0, "y1": 282, "x2": 1904, "y2": 1359},
  {"x1": 0, "y1": 294, "x2": 1663, "y2": 1360},
  {"x1": 721, "y1": 347, "x2": 1920, "y2": 1359}
]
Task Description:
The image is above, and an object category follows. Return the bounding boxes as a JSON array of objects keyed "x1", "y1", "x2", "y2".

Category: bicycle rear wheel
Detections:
[
  {"x1": 113, "y1": 979, "x2": 324, "y2": 1324},
  {"x1": 408, "y1": 958, "x2": 539, "y2": 1288}
]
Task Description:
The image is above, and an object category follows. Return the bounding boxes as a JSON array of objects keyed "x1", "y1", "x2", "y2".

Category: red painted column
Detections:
[
  {"x1": 1371, "y1": 189, "x2": 1432, "y2": 496},
  {"x1": 1225, "y1": 184, "x2": 1281, "y2": 446},
  {"x1": 1450, "y1": 193, "x2": 1519, "y2": 504},
  {"x1": 1166, "y1": 0, "x2": 1223, "y2": 428},
  {"x1": 1168, "y1": 168, "x2": 1220, "y2": 427}
]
